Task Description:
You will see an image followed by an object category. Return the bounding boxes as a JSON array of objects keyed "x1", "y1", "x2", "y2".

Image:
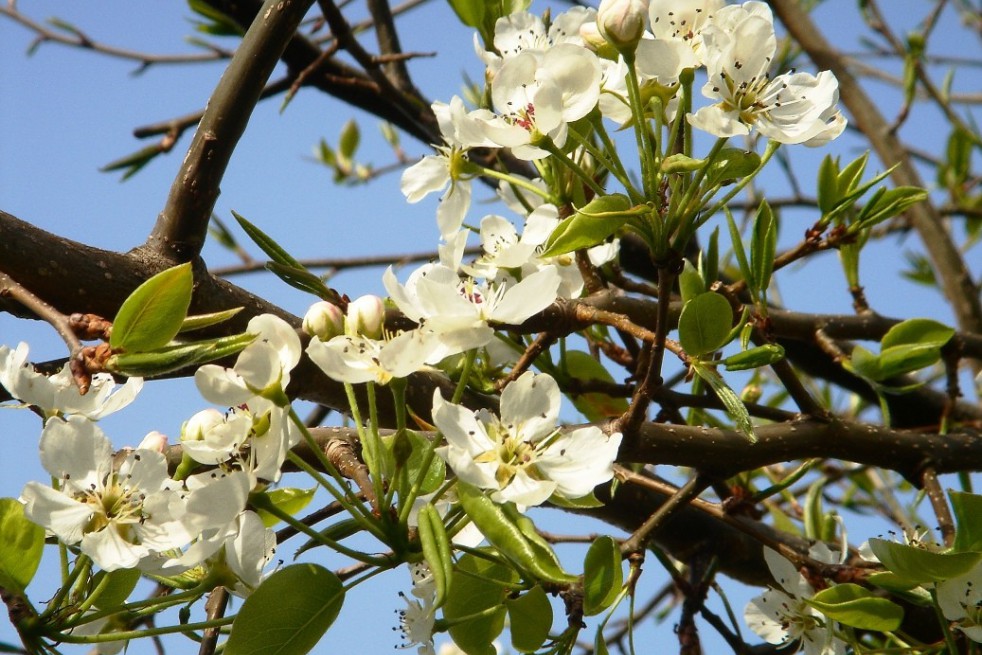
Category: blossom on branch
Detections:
[
  {"x1": 432, "y1": 371, "x2": 622, "y2": 507},
  {"x1": 0, "y1": 342, "x2": 142, "y2": 421}
]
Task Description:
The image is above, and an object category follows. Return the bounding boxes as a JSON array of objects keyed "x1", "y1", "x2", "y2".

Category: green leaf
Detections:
[
  {"x1": 446, "y1": 0, "x2": 486, "y2": 29},
  {"x1": 0, "y1": 498, "x2": 44, "y2": 592},
  {"x1": 660, "y1": 153, "x2": 705, "y2": 174},
  {"x1": 540, "y1": 194, "x2": 634, "y2": 258},
  {"x1": 90, "y1": 568, "x2": 142, "y2": 609},
  {"x1": 179, "y1": 307, "x2": 243, "y2": 333},
  {"x1": 950, "y1": 491, "x2": 982, "y2": 552},
  {"x1": 583, "y1": 536, "x2": 623, "y2": 616},
  {"x1": 100, "y1": 144, "x2": 163, "y2": 181},
  {"x1": 876, "y1": 343, "x2": 944, "y2": 379},
  {"x1": 678, "y1": 292, "x2": 733, "y2": 356},
  {"x1": 881, "y1": 318, "x2": 954, "y2": 350},
  {"x1": 232, "y1": 210, "x2": 303, "y2": 268},
  {"x1": 110, "y1": 263, "x2": 193, "y2": 351},
  {"x1": 721, "y1": 344, "x2": 785, "y2": 371},
  {"x1": 678, "y1": 260, "x2": 706, "y2": 304},
  {"x1": 706, "y1": 148, "x2": 761, "y2": 186},
  {"x1": 854, "y1": 186, "x2": 929, "y2": 230},
  {"x1": 806, "y1": 584, "x2": 904, "y2": 631},
  {"x1": 338, "y1": 119, "x2": 360, "y2": 162},
  {"x1": 817, "y1": 154, "x2": 840, "y2": 215},
  {"x1": 750, "y1": 200, "x2": 777, "y2": 297},
  {"x1": 383, "y1": 430, "x2": 446, "y2": 495},
  {"x1": 867, "y1": 538, "x2": 982, "y2": 584},
  {"x1": 505, "y1": 585, "x2": 552, "y2": 653},
  {"x1": 691, "y1": 363, "x2": 756, "y2": 443},
  {"x1": 457, "y1": 483, "x2": 575, "y2": 584},
  {"x1": 594, "y1": 627, "x2": 610, "y2": 655},
  {"x1": 725, "y1": 209, "x2": 755, "y2": 293},
  {"x1": 106, "y1": 332, "x2": 255, "y2": 377},
  {"x1": 417, "y1": 503, "x2": 454, "y2": 609},
  {"x1": 445, "y1": 553, "x2": 513, "y2": 655},
  {"x1": 265, "y1": 261, "x2": 339, "y2": 301},
  {"x1": 563, "y1": 351, "x2": 628, "y2": 421},
  {"x1": 255, "y1": 488, "x2": 316, "y2": 528},
  {"x1": 225, "y1": 564, "x2": 344, "y2": 655}
]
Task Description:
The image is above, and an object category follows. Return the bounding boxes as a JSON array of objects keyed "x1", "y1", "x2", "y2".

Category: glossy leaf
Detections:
[
  {"x1": 807, "y1": 583, "x2": 904, "y2": 631},
  {"x1": 0, "y1": 498, "x2": 44, "y2": 592},
  {"x1": 505, "y1": 585, "x2": 552, "y2": 653},
  {"x1": 881, "y1": 318, "x2": 954, "y2": 350},
  {"x1": 950, "y1": 491, "x2": 982, "y2": 552},
  {"x1": 225, "y1": 564, "x2": 344, "y2": 655},
  {"x1": 90, "y1": 568, "x2": 141, "y2": 609},
  {"x1": 721, "y1": 344, "x2": 785, "y2": 371},
  {"x1": 106, "y1": 332, "x2": 255, "y2": 377},
  {"x1": 868, "y1": 538, "x2": 982, "y2": 584},
  {"x1": 256, "y1": 487, "x2": 316, "y2": 528},
  {"x1": 445, "y1": 553, "x2": 513, "y2": 655},
  {"x1": 583, "y1": 536, "x2": 623, "y2": 616},
  {"x1": 178, "y1": 307, "x2": 243, "y2": 333},
  {"x1": 750, "y1": 200, "x2": 777, "y2": 297},
  {"x1": 706, "y1": 148, "x2": 761, "y2": 186},
  {"x1": 458, "y1": 482, "x2": 576, "y2": 584},
  {"x1": 417, "y1": 503, "x2": 454, "y2": 608},
  {"x1": 540, "y1": 194, "x2": 633, "y2": 257},
  {"x1": 678, "y1": 292, "x2": 733, "y2": 357},
  {"x1": 384, "y1": 430, "x2": 445, "y2": 495},
  {"x1": 691, "y1": 363, "x2": 756, "y2": 443},
  {"x1": 110, "y1": 263, "x2": 193, "y2": 351},
  {"x1": 678, "y1": 260, "x2": 706, "y2": 304}
]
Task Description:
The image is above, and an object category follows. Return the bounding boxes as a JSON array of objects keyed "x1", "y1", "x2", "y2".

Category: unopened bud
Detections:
[
  {"x1": 181, "y1": 408, "x2": 224, "y2": 443},
  {"x1": 346, "y1": 295, "x2": 385, "y2": 338},
  {"x1": 303, "y1": 301, "x2": 344, "y2": 341},
  {"x1": 579, "y1": 22, "x2": 619, "y2": 60},
  {"x1": 597, "y1": 0, "x2": 648, "y2": 53},
  {"x1": 138, "y1": 431, "x2": 169, "y2": 453}
]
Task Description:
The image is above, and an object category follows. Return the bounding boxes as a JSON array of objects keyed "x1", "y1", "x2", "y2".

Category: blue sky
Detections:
[{"x1": 1, "y1": 1, "x2": 980, "y2": 653}]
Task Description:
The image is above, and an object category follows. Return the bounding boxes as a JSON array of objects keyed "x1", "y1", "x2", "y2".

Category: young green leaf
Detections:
[
  {"x1": 505, "y1": 585, "x2": 552, "y2": 653},
  {"x1": 416, "y1": 503, "x2": 454, "y2": 609},
  {"x1": 106, "y1": 332, "x2": 256, "y2": 377},
  {"x1": 881, "y1": 318, "x2": 954, "y2": 350},
  {"x1": 678, "y1": 292, "x2": 733, "y2": 357},
  {"x1": 721, "y1": 344, "x2": 785, "y2": 371},
  {"x1": 868, "y1": 538, "x2": 982, "y2": 584},
  {"x1": 255, "y1": 487, "x2": 316, "y2": 528},
  {"x1": 445, "y1": 553, "x2": 513, "y2": 655},
  {"x1": 178, "y1": 307, "x2": 243, "y2": 333},
  {"x1": 583, "y1": 536, "x2": 623, "y2": 616},
  {"x1": 562, "y1": 351, "x2": 629, "y2": 421},
  {"x1": 678, "y1": 260, "x2": 706, "y2": 304},
  {"x1": 806, "y1": 583, "x2": 904, "y2": 631},
  {"x1": 691, "y1": 363, "x2": 756, "y2": 443},
  {"x1": 110, "y1": 262, "x2": 193, "y2": 351},
  {"x1": 725, "y1": 209, "x2": 755, "y2": 293},
  {"x1": 750, "y1": 200, "x2": 777, "y2": 298},
  {"x1": 225, "y1": 564, "x2": 345, "y2": 655},
  {"x1": 0, "y1": 498, "x2": 44, "y2": 592},
  {"x1": 232, "y1": 210, "x2": 303, "y2": 268},
  {"x1": 540, "y1": 194, "x2": 634, "y2": 257},
  {"x1": 949, "y1": 491, "x2": 982, "y2": 552}
]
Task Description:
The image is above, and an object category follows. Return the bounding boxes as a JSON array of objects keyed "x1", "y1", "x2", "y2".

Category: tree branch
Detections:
[{"x1": 148, "y1": 0, "x2": 316, "y2": 261}]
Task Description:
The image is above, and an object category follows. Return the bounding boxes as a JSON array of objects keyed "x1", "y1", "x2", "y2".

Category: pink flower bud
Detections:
[
  {"x1": 303, "y1": 301, "x2": 344, "y2": 341},
  {"x1": 598, "y1": 0, "x2": 648, "y2": 52},
  {"x1": 346, "y1": 295, "x2": 386, "y2": 338}
]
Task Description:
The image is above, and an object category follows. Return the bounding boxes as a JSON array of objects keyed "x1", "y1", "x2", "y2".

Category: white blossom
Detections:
[
  {"x1": 937, "y1": 562, "x2": 982, "y2": 643},
  {"x1": 0, "y1": 342, "x2": 142, "y2": 420},
  {"x1": 433, "y1": 372, "x2": 622, "y2": 507},
  {"x1": 396, "y1": 564, "x2": 438, "y2": 655},
  {"x1": 401, "y1": 97, "x2": 498, "y2": 239},
  {"x1": 478, "y1": 45, "x2": 602, "y2": 160},
  {"x1": 648, "y1": 0, "x2": 724, "y2": 65},
  {"x1": 307, "y1": 330, "x2": 437, "y2": 385},
  {"x1": 688, "y1": 2, "x2": 845, "y2": 145},
  {"x1": 21, "y1": 417, "x2": 191, "y2": 571},
  {"x1": 384, "y1": 263, "x2": 561, "y2": 359},
  {"x1": 744, "y1": 548, "x2": 846, "y2": 655}
]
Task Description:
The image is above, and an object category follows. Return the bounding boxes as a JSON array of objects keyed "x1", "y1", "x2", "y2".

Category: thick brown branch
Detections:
[{"x1": 148, "y1": 0, "x2": 316, "y2": 261}]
